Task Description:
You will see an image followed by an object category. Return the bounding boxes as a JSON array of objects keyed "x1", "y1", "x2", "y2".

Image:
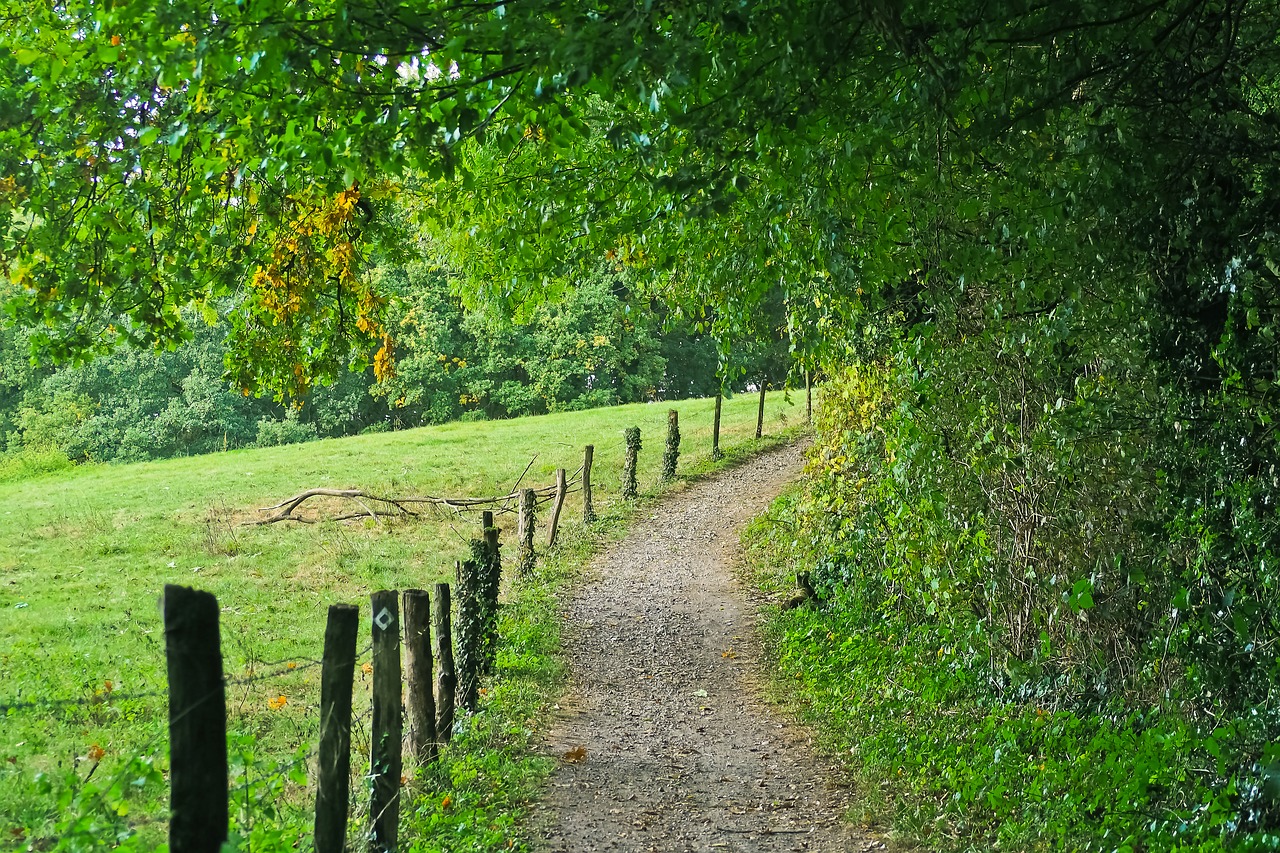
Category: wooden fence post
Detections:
[
  {"x1": 455, "y1": 549, "x2": 484, "y2": 711},
  {"x1": 402, "y1": 590, "x2": 437, "y2": 768},
  {"x1": 806, "y1": 370, "x2": 813, "y2": 425},
  {"x1": 164, "y1": 585, "x2": 228, "y2": 853},
  {"x1": 622, "y1": 427, "x2": 641, "y2": 499},
  {"x1": 582, "y1": 445, "x2": 596, "y2": 524},
  {"x1": 480, "y1": 512, "x2": 501, "y2": 676},
  {"x1": 546, "y1": 468, "x2": 567, "y2": 547},
  {"x1": 432, "y1": 582, "x2": 455, "y2": 744},
  {"x1": 369, "y1": 590, "x2": 401, "y2": 853},
  {"x1": 662, "y1": 409, "x2": 680, "y2": 481},
  {"x1": 516, "y1": 488, "x2": 536, "y2": 576},
  {"x1": 712, "y1": 393, "x2": 724, "y2": 460},
  {"x1": 315, "y1": 603, "x2": 358, "y2": 853},
  {"x1": 756, "y1": 381, "x2": 767, "y2": 439}
]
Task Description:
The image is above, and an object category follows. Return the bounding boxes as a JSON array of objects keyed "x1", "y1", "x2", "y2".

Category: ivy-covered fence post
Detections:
[
  {"x1": 662, "y1": 410, "x2": 680, "y2": 481},
  {"x1": 454, "y1": 548, "x2": 485, "y2": 712},
  {"x1": 479, "y1": 511, "x2": 502, "y2": 675},
  {"x1": 622, "y1": 427, "x2": 641, "y2": 499}
]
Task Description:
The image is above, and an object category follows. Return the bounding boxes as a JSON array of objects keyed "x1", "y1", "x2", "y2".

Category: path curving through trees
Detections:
[{"x1": 534, "y1": 442, "x2": 873, "y2": 852}]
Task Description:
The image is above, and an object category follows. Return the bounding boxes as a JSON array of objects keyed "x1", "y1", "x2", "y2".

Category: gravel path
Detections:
[{"x1": 533, "y1": 442, "x2": 873, "y2": 852}]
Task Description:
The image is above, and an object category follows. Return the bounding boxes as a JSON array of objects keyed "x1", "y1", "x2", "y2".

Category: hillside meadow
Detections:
[{"x1": 0, "y1": 390, "x2": 802, "y2": 850}]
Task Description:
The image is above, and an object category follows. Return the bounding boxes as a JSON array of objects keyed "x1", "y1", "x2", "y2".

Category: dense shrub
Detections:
[{"x1": 766, "y1": 343, "x2": 1280, "y2": 848}]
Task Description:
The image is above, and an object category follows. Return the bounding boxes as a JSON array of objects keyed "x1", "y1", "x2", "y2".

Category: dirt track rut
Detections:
[{"x1": 533, "y1": 442, "x2": 871, "y2": 852}]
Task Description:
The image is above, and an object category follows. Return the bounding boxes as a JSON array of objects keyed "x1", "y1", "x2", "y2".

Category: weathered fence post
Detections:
[
  {"x1": 806, "y1": 370, "x2": 813, "y2": 425},
  {"x1": 756, "y1": 381, "x2": 767, "y2": 439},
  {"x1": 402, "y1": 589, "x2": 437, "y2": 768},
  {"x1": 455, "y1": 549, "x2": 485, "y2": 711},
  {"x1": 369, "y1": 590, "x2": 401, "y2": 853},
  {"x1": 480, "y1": 512, "x2": 502, "y2": 675},
  {"x1": 164, "y1": 585, "x2": 228, "y2": 853},
  {"x1": 662, "y1": 409, "x2": 680, "y2": 481},
  {"x1": 622, "y1": 427, "x2": 641, "y2": 499},
  {"x1": 315, "y1": 603, "x2": 358, "y2": 853},
  {"x1": 582, "y1": 444, "x2": 596, "y2": 524},
  {"x1": 516, "y1": 487, "x2": 536, "y2": 576},
  {"x1": 712, "y1": 393, "x2": 724, "y2": 460},
  {"x1": 546, "y1": 468, "x2": 567, "y2": 547},
  {"x1": 432, "y1": 582, "x2": 455, "y2": 743}
]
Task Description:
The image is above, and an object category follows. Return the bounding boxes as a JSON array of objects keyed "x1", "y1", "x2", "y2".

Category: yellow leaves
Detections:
[
  {"x1": 328, "y1": 240, "x2": 355, "y2": 278},
  {"x1": 591, "y1": 334, "x2": 609, "y2": 347},
  {"x1": 562, "y1": 745, "x2": 587, "y2": 763},
  {"x1": 373, "y1": 336, "x2": 396, "y2": 382},
  {"x1": 0, "y1": 175, "x2": 25, "y2": 209},
  {"x1": 267, "y1": 695, "x2": 288, "y2": 711},
  {"x1": 361, "y1": 662, "x2": 373, "y2": 675},
  {"x1": 238, "y1": 184, "x2": 399, "y2": 396},
  {"x1": 321, "y1": 189, "x2": 361, "y2": 236}
]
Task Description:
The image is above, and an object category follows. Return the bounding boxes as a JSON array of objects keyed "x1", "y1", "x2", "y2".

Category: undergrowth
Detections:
[{"x1": 744, "y1": 489, "x2": 1280, "y2": 853}]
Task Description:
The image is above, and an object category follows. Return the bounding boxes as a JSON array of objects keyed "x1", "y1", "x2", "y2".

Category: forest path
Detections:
[{"x1": 532, "y1": 442, "x2": 874, "y2": 852}]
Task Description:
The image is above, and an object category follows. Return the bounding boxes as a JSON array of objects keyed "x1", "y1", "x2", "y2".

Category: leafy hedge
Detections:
[{"x1": 746, "y1": 356, "x2": 1280, "y2": 850}]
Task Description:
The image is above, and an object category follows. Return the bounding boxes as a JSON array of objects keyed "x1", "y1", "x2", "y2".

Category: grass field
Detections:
[{"x1": 0, "y1": 390, "x2": 804, "y2": 850}]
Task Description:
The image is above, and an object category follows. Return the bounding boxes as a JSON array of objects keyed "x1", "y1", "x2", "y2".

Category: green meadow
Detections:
[{"x1": 0, "y1": 391, "x2": 801, "y2": 850}]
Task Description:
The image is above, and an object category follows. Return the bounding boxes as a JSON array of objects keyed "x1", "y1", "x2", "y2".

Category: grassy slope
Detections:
[{"x1": 0, "y1": 391, "x2": 803, "y2": 848}]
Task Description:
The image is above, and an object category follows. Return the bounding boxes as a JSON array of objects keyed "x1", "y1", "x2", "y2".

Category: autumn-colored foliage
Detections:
[{"x1": 234, "y1": 186, "x2": 394, "y2": 398}]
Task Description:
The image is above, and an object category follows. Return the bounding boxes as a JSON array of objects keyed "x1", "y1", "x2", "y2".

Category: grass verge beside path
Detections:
[{"x1": 0, "y1": 391, "x2": 802, "y2": 851}]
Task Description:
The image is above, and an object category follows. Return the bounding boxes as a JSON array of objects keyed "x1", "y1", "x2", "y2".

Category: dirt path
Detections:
[{"x1": 533, "y1": 442, "x2": 872, "y2": 852}]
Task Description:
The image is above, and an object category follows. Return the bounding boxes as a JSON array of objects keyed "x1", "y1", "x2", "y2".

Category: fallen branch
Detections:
[{"x1": 249, "y1": 479, "x2": 580, "y2": 526}]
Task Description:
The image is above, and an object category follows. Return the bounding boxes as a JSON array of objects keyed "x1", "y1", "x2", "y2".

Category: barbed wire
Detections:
[{"x1": 0, "y1": 643, "x2": 373, "y2": 715}]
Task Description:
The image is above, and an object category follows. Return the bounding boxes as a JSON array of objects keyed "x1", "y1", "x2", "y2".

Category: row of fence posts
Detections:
[{"x1": 162, "y1": 399, "x2": 800, "y2": 852}]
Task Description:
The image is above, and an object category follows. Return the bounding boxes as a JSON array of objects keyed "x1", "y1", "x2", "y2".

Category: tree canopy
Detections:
[{"x1": 2, "y1": 1, "x2": 1276, "y2": 387}]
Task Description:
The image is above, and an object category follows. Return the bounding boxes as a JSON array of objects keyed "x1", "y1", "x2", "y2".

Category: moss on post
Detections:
[
  {"x1": 622, "y1": 427, "x2": 641, "y2": 499},
  {"x1": 662, "y1": 410, "x2": 680, "y2": 481}
]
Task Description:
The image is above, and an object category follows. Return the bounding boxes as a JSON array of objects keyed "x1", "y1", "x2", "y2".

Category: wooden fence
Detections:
[{"x1": 157, "y1": 403, "x2": 789, "y2": 852}]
